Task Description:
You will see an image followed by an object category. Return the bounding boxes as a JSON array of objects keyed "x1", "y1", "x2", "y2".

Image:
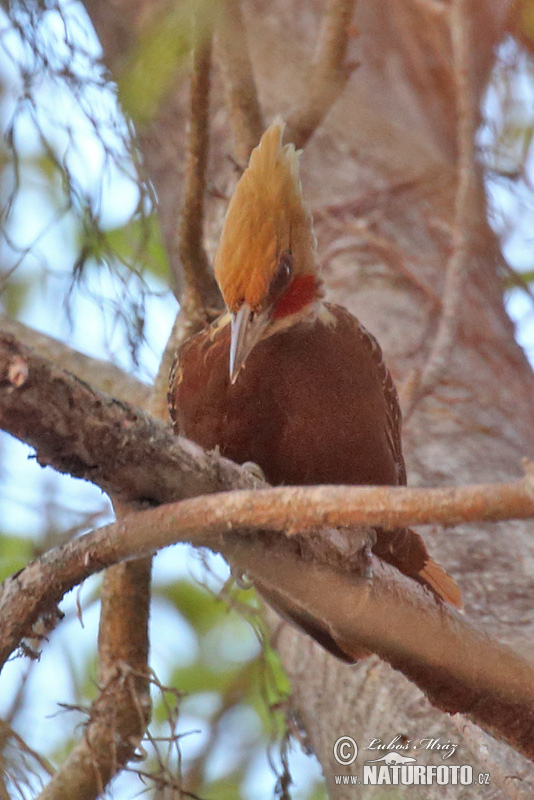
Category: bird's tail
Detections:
[
  {"x1": 418, "y1": 557, "x2": 463, "y2": 609},
  {"x1": 372, "y1": 527, "x2": 462, "y2": 609}
]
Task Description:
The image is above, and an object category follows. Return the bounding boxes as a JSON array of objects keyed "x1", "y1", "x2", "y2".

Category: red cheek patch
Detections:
[{"x1": 272, "y1": 274, "x2": 320, "y2": 319}]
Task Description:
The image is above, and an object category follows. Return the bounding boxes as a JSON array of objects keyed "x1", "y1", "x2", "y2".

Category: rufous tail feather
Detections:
[{"x1": 419, "y1": 558, "x2": 463, "y2": 609}]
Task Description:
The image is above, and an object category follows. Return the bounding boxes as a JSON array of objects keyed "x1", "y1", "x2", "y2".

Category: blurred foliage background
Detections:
[{"x1": 0, "y1": 1, "x2": 533, "y2": 798}]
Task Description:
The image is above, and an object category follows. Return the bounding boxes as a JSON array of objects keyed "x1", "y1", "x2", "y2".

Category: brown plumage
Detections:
[{"x1": 168, "y1": 122, "x2": 461, "y2": 662}]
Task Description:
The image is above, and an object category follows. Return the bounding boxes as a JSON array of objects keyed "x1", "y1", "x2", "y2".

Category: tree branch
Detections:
[
  {"x1": 32, "y1": 303, "x2": 216, "y2": 799},
  {"x1": 5, "y1": 330, "x2": 534, "y2": 528},
  {"x1": 3, "y1": 491, "x2": 534, "y2": 762},
  {"x1": 5, "y1": 471, "x2": 534, "y2": 667},
  {"x1": 285, "y1": 0, "x2": 358, "y2": 149},
  {"x1": 0, "y1": 314, "x2": 150, "y2": 407},
  {"x1": 4, "y1": 328, "x2": 534, "y2": 762},
  {"x1": 49, "y1": 25, "x2": 225, "y2": 794},
  {"x1": 36, "y1": 560, "x2": 151, "y2": 800},
  {"x1": 0, "y1": 332, "x2": 258, "y2": 506},
  {"x1": 177, "y1": 17, "x2": 221, "y2": 317},
  {"x1": 400, "y1": 0, "x2": 477, "y2": 418},
  {"x1": 5, "y1": 469, "x2": 534, "y2": 666},
  {"x1": 231, "y1": 535, "x2": 534, "y2": 764},
  {"x1": 216, "y1": 0, "x2": 264, "y2": 165}
]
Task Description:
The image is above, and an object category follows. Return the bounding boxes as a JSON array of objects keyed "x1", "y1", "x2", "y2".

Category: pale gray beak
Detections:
[{"x1": 229, "y1": 303, "x2": 270, "y2": 384}]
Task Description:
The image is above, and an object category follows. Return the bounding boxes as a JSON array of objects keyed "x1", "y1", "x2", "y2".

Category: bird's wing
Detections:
[
  {"x1": 356, "y1": 320, "x2": 407, "y2": 486},
  {"x1": 354, "y1": 318, "x2": 462, "y2": 608}
]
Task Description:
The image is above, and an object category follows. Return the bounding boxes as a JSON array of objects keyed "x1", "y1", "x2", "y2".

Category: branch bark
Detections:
[
  {"x1": 36, "y1": 558, "x2": 151, "y2": 800},
  {"x1": 29, "y1": 305, "x2": 218, "y2": 799},
  {"x1": 285, "y1": 0, "x2": 358, "y2": 149},
  {"x1": 5, "y1": 326, "x2": 534, "y2": 765},
  {"x1": 5, "y1": 329, "x2": 534, "y2": 530},
  {"x1": 216, "y1": 0, "x2": 264, "y2": 165},
  {"x1": 3, "y1": 489, "x2": 534, "y2": 763},
  {"x1": 400, "y1": 0, "x2": 478, "y2": 418},
  {"x1": 178, "y1": 17, "x2": 221, "y2": 316},
  {"x1": 0, "y1": 314, "x2": 150, "y2": 407},
  {"x1": 0, "y1": 332, "x2": 257, "y2": 506}
]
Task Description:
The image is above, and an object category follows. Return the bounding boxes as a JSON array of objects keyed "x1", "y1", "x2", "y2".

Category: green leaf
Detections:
[
  {"x1": 202, "y1": 773, "x2": 247, "y2": 800},
  {"x1": 104, "y1": 215, "x2": 170, "y2": 279},
  {"x1": 168, "y1": 662, "x2": 236, "y2": 697},
  {"x1": 0, "y1": 278, "x2": 32, "y2": 318},
  {"x1": 157, "y1": 579, "x2": 232, "y2": 634},
  {"x1": 75, "y1": 213, "x2": 170, "y2": 280},
  {"x1": 503, "y1": 269, "x2": 534, "y2": 291},
  {"x1": 0, "y1": 535, "x2": 33, "y2": 582},
  {"x1": 116, "y1": 0, "x2": 221, "y2": 126}
]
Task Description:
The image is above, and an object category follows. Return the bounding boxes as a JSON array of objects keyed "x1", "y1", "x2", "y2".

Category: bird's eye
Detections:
[{"x1": 268, "y1": 251, "x2": 293, "y2": 303}]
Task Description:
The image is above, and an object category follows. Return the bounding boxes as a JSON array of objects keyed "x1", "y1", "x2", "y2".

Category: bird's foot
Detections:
[{"x1": 241, "y1": 461, "x2": 266, "y2": 484}]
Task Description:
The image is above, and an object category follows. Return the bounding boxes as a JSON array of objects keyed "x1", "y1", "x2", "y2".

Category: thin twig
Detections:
[
  {"x1": 285, "y1": 0, "x2": 358, "y2": 149},
  {"x1": 37, "y1": 660, "x2": 151, "y2": 800},
  {"x1": 401, "y1": 0, "x2": 477, "y2": 418},
  {"x1": 0, "y1": 719, "x2": 55, "y2": 778},
  {"x1": 178, "y1": 18, "x2": 221, "y2": 318},
  {"x1": 216, "y1": 0, "x2": 264, "y2": 165}
]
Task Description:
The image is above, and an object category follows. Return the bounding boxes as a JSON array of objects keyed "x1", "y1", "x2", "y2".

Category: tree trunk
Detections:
[{"x1": 81, "y1": 0, "x2": 534, "y2": 795}]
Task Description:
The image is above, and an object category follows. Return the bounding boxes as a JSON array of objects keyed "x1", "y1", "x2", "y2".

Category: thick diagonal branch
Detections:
[
  {"x1": 3, "y1": 494, "x2": 534, "y2": 763},
  {"x1": 5, "y1": 330, "x2": 534, "y2": 763},
  {"x1": 5, "y1": 470, "x2": 534, "y2": 667},
  {"x1": 3, "y1": 331, "x2": 534, "y2": 532},
  {"x1": 0, "y1": 332, "x2": 257, "y2": 505},
  {"x1": 5, "y1": 474, "x2": 534, "y2": 670},
  {"x1": 0, "y1": 314, "x2": 150, "y2": 407}
]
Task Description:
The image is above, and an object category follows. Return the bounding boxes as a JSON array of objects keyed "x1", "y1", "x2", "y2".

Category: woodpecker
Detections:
[{"x1": 168, "y1": 122, "x2": 461, "y2": 662}]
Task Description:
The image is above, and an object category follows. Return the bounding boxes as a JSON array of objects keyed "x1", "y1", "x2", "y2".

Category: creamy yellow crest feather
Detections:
[{"x1": 214, "y1": 121, "x2": 316, "y2": 312}]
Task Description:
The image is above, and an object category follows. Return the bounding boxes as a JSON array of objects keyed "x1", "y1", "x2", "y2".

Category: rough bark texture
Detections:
[
  {"x1": 0, "y1": 314, "x2": 150, "y2": 407},
  {"x1": 5, "y1": 486, "x2": 534, "y2": 763},
  {"x1": 35, "y1": 0, "x2": 534, "y2": 795},
  {"x1": 0, "y1": 333, "x2": 259, "y2": 506}
]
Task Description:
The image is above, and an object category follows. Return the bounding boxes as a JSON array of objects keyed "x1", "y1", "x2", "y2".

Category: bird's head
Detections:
[{"x1": 214, "y1": 122, "x2": 322, "y2": 382}]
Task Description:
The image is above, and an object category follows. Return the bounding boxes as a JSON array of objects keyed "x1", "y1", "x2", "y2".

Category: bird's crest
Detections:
[{"x1": 214, "y1": 121, "x2": 316, "y2": 312}]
